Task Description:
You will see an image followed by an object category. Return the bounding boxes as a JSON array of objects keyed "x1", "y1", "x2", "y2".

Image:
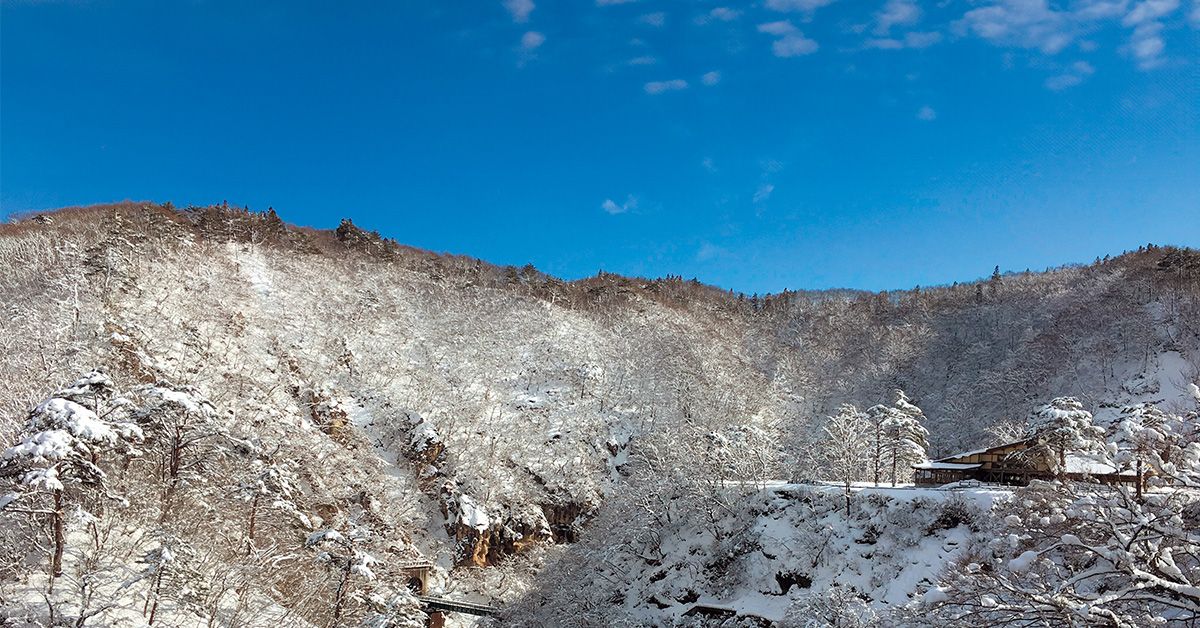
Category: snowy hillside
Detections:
[
  {"x1": 500, "y1": 483, "x2": 1009, "y2": 626},
  {"x1": 1, "y1": 203, "x2": 1198, "y2": 627}
]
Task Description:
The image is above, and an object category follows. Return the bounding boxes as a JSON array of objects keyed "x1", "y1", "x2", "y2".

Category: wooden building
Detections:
[{"x1": 914, "y1": 439, "x2": 1138, "y2": 487}]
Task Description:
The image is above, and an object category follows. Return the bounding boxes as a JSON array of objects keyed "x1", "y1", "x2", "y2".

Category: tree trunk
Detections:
[
  {"x1": 51, "y1": 489, "x2": 65, "y2": 582},
  {"x1": 891, "y1": 452, "x2": 898, "y2": 487},
  {"x1": 247, "y1": 494, "x2": 260, "y2": 554},
  {"x1": 1136, "y1": 458, "x2": 1143, "y2": 500},
  {"x1": 147, "y1": 568, "x2": 163, "y2": 625},
  {"x1": 331, "y1": 564, "x2": 351, "y2": 626}
]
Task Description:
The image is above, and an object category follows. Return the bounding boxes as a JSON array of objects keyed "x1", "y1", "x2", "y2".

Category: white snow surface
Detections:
[{"x1": 591, "y1": 483, "x2": 1008, "y2": 624}]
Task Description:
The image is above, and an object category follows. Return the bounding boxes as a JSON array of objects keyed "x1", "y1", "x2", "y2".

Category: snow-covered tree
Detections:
[
  {"x1": 923, "y1": 478, "x2": 1200, "y2": 626},
  {"x1": 983, "y1": 417, "x2": 1027, "y2": 447},
  {"x1": 1113, "y1": 403, "x2": 1172, "y2": 499},
  {"x1": 359, "y1": 588, "x2": 427, "y2": 628},
  {"x1": 133, "y1": 384, "x2": 223, "y2": 492},
  {"x1": 880, "y1": 390, "x2": 929, "y2": 486},
  {"x1": 864, "y1": 403, "x2": 898, "y2": 487},
  {"x1": 0, "y1": 371, "x2": 143, "y2": 583},
  {"x1": 783, "y1": 587, "x2": 879, "y2": 628},
  {"x1": 234, "y1": 457, "x2": 311, "y2": 553},
  {"x1": 1025, "y1": 397, "x2": 1105, "y2": 475},
  {"x1": 1113, "y1": 403, "x2": 1200, "y2": 493},
  {"x1": 305, "y1": 527, "x2": 384, "y2": 626},
  {"x1": 822, "y1": 404, "x2": 869, "y2": 517}
]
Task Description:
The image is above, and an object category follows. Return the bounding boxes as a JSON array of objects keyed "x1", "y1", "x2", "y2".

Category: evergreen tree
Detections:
[
  {"x1": 1026, "y1": 397, "x2": 1105, "y2": 475},
  {"x1": 880, "y1": 390, "x2": 929, "y2": 486},
  {"x1": 865, "y1": 403, "x2": 899, "y2": 486}
]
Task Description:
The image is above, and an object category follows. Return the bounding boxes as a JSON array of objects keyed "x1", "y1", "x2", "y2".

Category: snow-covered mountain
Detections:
[{"x1": 1, "y1": 203, "x2": 1197, "y2": 627}]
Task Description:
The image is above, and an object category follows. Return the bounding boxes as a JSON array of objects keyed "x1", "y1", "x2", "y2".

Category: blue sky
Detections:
[{"x1": 2, "y1": 0, "x2": 1197, "y2": 293}]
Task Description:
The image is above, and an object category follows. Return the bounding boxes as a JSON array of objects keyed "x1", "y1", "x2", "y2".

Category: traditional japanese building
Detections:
[{"x1": 913, "y1": 438, "x2": 1138, "y2": 487}]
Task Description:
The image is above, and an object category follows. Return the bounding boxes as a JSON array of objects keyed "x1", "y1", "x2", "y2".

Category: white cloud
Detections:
[
  {"x1": 1045, "y1": 60, "x2": 1096, "y2": 88},
  {"x1": 601, "y1": 195, "x2": 638, "y2": 214},
  {"x1": 1045, "y1": 73, "x2": 1084, "y2": 89},
  {"x1": 753, "y1": 183, "x2": 775, "y2": 203},
  {"x1": 503, "y1": 0, "x2": 534, "y2": 23},
  {"x1": 701, "y1": 70, "x2": 722, "y2": 86},
  {"x1": 875, "y1": 0, "x2": 921, "y2": 33},
  {"x1": 644, "y1": 79, "x2": 689, "y2": 94},
  {"x1": 1192, "y1": 0, "x2": 1200, "y2": 25},
  {"x1": 702, "y1": 157, "x2": 717, "y2": 173},
  {"x1": 758, "y1": 20, "x2": 798, "y2": 36},
  {"x1": 866, "y1": 30, "x2": 942, "y2": 49},
  {"x1": 775, "y1": 34, "x2": 820, "y2": 56},
  {"x1": 765, "y1": 0, "x2": 836, "y2": 13},
  {"x1": 696, "y1": 242, "x2": 727, "y2": 262},
  {"x1": 521, "y1": 31, "x2": 546, "y2": 50},
  {"x1": 628, "y1": 55, "x2": 658, "y2": 65},
  {"x1": 638, "y1": 11, "x2": 666, "y2": 27},
  {"x1": 596, "y1": 0, "x2": 638, "y2": 5},
  {"x1": 1128, "y1": 21, "x2": 1167, "y2": 67},
  {"x1": 957, "y1": 1, "x2": 1077, "y2": 54},
  {"x1": 758, "y1": 21, "x2": 820, "y2": 56},
  {"x1": 1123, "y1": 0, "x2": 1179, "y2": 25},
  {"x1": 1074, "y1": 0, "x2": 1130, "y2": 21},
  {"x1": 707, "y1": 7, "x2": 742, "y2": 22},
  {"x1": 917, "y1": 105, "x2": 937, "y2": 121}
]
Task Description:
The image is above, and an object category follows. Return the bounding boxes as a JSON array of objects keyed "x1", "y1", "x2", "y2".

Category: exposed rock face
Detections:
[{"x1": 446, "y1": 498, "x2": 594, "y2": 567}]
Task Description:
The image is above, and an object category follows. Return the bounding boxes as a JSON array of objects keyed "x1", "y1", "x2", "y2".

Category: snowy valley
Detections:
[{"x1": 1, "y1": 203, "x2": 1198, "y2": 627}]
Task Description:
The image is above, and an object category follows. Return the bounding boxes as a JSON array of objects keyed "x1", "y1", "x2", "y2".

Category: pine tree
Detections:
[
  {"x1": 0, "y1": 372, "x2": 143, "y2": 585},
  {"x1": 865, "y1": 403, "x2": 899, "y2": 486},
  {"x1": 987, "y1": 265, "x2": 1002, "y2": 299},
  {"x1": 880, "y1": 390, "x2": 929, "y2": 486},
  {"x1": 1115, "y1": 404, "x2": 1166, "y2": 499},
  {"x1": 1026, "y1": 397, "x2": 1105, "y2": 475}
]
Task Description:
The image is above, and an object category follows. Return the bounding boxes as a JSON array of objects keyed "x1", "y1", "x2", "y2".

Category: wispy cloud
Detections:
[
  {"x1": 765, "y1": 0, "x2": 836, "y2": 13},
  {"x1": 954, "y1": 0, "x2": 1181, "y2": 67},
  {"x1": 956, "y1": 1, "x2": 1077, "y2": 54},
  {"x1": 696, "y1": 241, "x2": 728, "y2": 262},
  {"x1": 601, "y1": 195, "x2": 638, "y2": 214},
  {"x1": 758, "y1": 21, "x2": 820, "y2": 56},
  {"x1": 596, "y1": 0, "x2": 638, "y2": 5},
  {"x1": 644, "y1": 79, "x2": 689, "y2": 94},
  {"x1": 1123, "y1": 0, "x2": 1179, "y2": 26},
  {"x1": 1045, "y1": 60, "x2": 1095, "y2": 89},
  {"x1": 865, "y1": 31, "x2": 942, "y2": 49},
  {"x1": 521, "y1": 31, "x2": 545, "y2": 50},
  {"x1": 1127, "y1": 21, "x2": 1168, "y2": 67},
  {"x1": 503, "y1": 0, "x2": 534, "y2": 23},
  {"x1": 628, "y1": 55, "x2": 658, "y2": 66},
  {"x1": 702, "y1": 157, "x2": 718, "y2": 173},
  {"x1": 701, "y1": 70, "x2": 722, "y2": 86},
  {"x1": 875, "y1": 0, "x2": 921, "y2": 33},
  {"x1": 753, "y1": 183, "x2": 775, "y2": 203},
  {"x1": 917, "y1": 105, "x2": 937, "y2": 121},
  {"x1": 1120, "y1": 0, "x2": 1178, "y2": 68},
  {"x1": 638, "y1": 11, "x2": 666, "y2": 27},
  {"x1": 697, "y1": 7, "x2": 742, "y2": 24}
]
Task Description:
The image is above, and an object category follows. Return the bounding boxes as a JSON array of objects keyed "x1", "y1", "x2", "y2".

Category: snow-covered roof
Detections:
[
  {"x1": 1064, "y1": 453, "x2": 1135, "y2": 476},
  {"x1": 934, "y1": 439, "x2": 1032, "y2": 462},
  {"x1": 913, "y1": 462, "x2": 982, "y2": 470}
]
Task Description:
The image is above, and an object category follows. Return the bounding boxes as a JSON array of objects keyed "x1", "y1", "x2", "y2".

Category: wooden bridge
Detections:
[
  {"x1": 398, "y1": 560, "x2": 498, "y2": 622},
  {"x1": 418, "y1": 595, "x2": 498, "y2": 617}
]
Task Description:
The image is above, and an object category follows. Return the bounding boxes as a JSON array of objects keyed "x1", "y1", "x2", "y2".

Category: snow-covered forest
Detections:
[{"x1": 1, "y1": 203, "x2": 1198, "y2": 627}]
